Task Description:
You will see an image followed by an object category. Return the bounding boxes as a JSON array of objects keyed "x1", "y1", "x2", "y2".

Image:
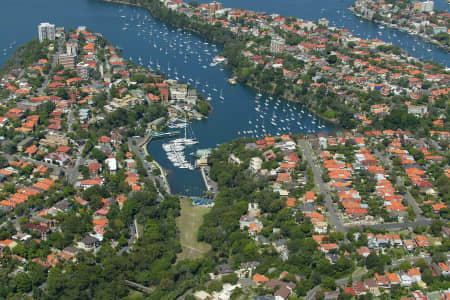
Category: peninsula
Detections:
[
  {"x1": 0, "y1": 2, "x2": 448, "y2": 300},
  {"x1": 350, "y1": 0, "x2": 449, "y2": 52},
  {"x1": 0, "y1": 24, "x2": 217, "y2": 298},
  {"x1": 107, "y1": 0, "x2": 448, "y2": 132}
]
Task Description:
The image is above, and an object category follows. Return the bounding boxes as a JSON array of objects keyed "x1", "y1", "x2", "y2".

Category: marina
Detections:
[
  {"x1": 162, "y1": 116, "x2": 198, "y2": 171},
  {"x1": 0, "y1": 0, "x2": 447, "y2": 298},
  {"x1": 92, "y1": 5, "x2": 334, "y2": 194},
  {"x1": 151, "y1": 130, "x2": 180, "y2": 139},
  {"x1": 0, "y1": 0, "x2": 447, "y2": 194}
]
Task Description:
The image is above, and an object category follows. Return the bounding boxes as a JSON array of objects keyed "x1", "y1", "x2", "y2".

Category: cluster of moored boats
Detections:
[
  {"x1": 162, "y1": 138, "x2": 198, "y2": 170},
  {"x1": 2, "y1": 41, "x2": 16, "y2": 56},
  {"x1": 237, "y1": 94, "x2": 327, "y2": 138},
  {"x1": 118, "y1": 8, "x2": 333, "y2": 165},
  {"x1": 118, "y1": 9, "x2": 230, "y2": 102},
  {"x1": 163, "y1": 117, "x2": 199, "y2": 170}
]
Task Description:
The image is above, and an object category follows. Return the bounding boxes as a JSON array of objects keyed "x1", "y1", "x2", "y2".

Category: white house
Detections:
[
  {"x1": 44, "y1": 153, "x2": 70, "y2": 166},
  {"x1": 400, "y1": 274, "x2": 412, "y2": 287},
  {"x1": 105, "y1": 157, "x2": 118, "y2": 172},
  {"x1": 249, "y1": 157, "x2": 263, "y2": 173},
  {"x1": 77, "y1": 235, "x2": 100, "y2": 251},
  {"x1": 229, "y1": 154, "x2": 242, "y2": 165}
]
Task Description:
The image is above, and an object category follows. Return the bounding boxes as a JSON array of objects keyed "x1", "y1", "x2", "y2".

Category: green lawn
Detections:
[
  {"x1": 176, "y1": 198, "x2": 212, "y2": 261},
  {"x1": 352, "y1": 267, "x2": 367, "y2": 279},
  {"x1": 124, "y1": 290, "x2": 143, "y2": 300}
]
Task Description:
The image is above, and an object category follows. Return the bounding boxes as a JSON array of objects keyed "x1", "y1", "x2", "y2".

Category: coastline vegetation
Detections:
[
  {"x1": 0, "y1": 36, "x2": 217, "y2": 299},
  {"x1": 194, "y1": 99, "x2": 212, "y2": 116},
  {"x1": 0, "y1": 39, "x2": 52, "y2": 76},
  {"x1": 102, "y1": 0, "x2": 361, "y2": 128}
]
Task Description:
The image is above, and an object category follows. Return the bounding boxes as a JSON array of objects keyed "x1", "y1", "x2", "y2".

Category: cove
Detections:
[{"x1": 0, "y1": 0, "x2": 446, "y2": 195}]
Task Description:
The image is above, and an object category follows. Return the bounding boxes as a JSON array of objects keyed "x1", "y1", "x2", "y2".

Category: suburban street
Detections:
[
  {"x1": 0, "y1": 149, "x2": 84, "y2": 186},
  {"x1": 305, "y1": 254, "x2": 431, "y2": 299},
  {"x1": 356, "y1": 219, "x2": 431, "y2": 230},
  {"x1": 200, "y1": 166, "x2": 218, "y2": 199},
  {"x1": 387, "y1": 255, "x2": 432, "y2": 270},
  {"x1": 299, "y1": 139, "x2": 346, "y2": 232},
  {"x1": 1, "y1": 151, "x2": 63, "y2": 173},
  {"x1": 127, "y1": 137, "x2": 169, "y2": 199},
  {"x1": 305, "y1": 285, "x2": 321, "y2": 300},
  {"x1": 118, "y1": 217, "x2": 138, "y2": 254},
  {"x1": 373, "y1": 148, "x2": 425, "y2": 221},
  {"x1": 299, "y1": 139, "x2": 432, "y2": 233}
]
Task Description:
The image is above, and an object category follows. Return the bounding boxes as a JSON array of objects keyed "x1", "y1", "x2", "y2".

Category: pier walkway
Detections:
[
  {"x1": 199, "y1": 166, "x2": 218, "y2": 198},
  {"x1": 152, "y1": 161, "x2": 171, "y2": 194}
]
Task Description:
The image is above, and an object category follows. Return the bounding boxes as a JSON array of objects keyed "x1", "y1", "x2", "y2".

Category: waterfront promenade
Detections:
[
  {"x1": 1, "y1": 0, "x2": 445, "y2": 197},
  {"x1": 128, "y1": 137, "x2": 171, "y2": 195}
]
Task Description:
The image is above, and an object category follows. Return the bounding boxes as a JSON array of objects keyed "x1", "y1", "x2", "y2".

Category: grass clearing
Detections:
[
  {"x1": 136, "y1": 223, "x2": 144, "y2": 239},
  {"x1": 125, "y1": 290, "x2": 143, "y2": 300},
  {"x1": 176, "y1": 197, "x2": 212, "y2": 261},
  {"x1": 352, "y1": 267, "x2": 367, "y2": 279}
]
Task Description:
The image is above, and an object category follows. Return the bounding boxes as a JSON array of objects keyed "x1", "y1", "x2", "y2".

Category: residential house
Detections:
[
  {"x1": 364, "y1": 278, "x2": 380, "y2": 296},
  {"x1": 357, "y1": 246, "x2": 371, "y2": 257},
  {"x1": 44, "y1": 152, "x2": 70, "y2": 166},
  {"x1": 353, "y1": 281, "x2": 367, "y2": 296},
  {"x1": 250, "y1": 157, "x2": 263, "y2": 173},
  {"x1": 414, "y1": 235, "x2": 429, "y2": 247},
  {"x1": 375, "y1": 273, "x2": 390, "y2": 289},
  {"x1": 80, "y1": 178, "x2": 104, "y2": 189},
  {"x1": 408, "y1": 268, "x2": 422, "y2": 282},
  {"x1": 400, "y1": 273, "x2": 413, "y2": 287},
  {"x1": 77, "y1": 235, "x2": 100, "y2": 250}
]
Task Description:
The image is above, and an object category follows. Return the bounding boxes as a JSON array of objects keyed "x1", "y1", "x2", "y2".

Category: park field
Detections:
[{"x1": 176, "y1": 197, "x2": 212, "y2": 261}]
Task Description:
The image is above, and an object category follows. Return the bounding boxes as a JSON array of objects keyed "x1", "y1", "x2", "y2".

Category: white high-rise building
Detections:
[
  {"x1": 421, "y1": 0, "x2": 434, "y2": 12},
  {"x1": 76, "y1": 62, "x2": 90, "y2": 80},
  {"x1": 38, "y1": 23, "x2": 56, "y2": 42},
  {"x1": 270, "y1": 36, "x2": 286, "y2": 53},
  {"x1": 66, "y1": 39, "x2": 78, "y2": 56},
  {"x1": 318, "y1": 18, "x2": 329, "y2": 27}
]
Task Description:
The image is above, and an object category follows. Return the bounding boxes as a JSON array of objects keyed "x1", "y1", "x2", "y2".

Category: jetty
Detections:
[
  {"x1": 151, "y1": 130, "x2": 180, "y2": 139},
  {"x1": 139, "y1": 130, "x2": 180, "y2": 149},
  {"x1": 200, "y1": 166, "x2": 214, "y2": 193}
]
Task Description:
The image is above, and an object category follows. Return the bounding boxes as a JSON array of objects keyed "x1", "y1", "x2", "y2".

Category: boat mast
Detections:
[{"x1": 184, "y1": 113, "x2": 187, "y2": 140}]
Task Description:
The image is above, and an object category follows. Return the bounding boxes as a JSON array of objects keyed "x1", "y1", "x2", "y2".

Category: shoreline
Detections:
[
  {"x1": 349, "y1": 7, "x2": 449, "y2": 53},
  {"x1": 144, "y1": 140, "x2": 172, "y2": 194},
  {"x1": 101, "y1": 0, "x2": 145, "y2": 7},
  {"x1": 99, "y1": 0, "x2": 340, "y2": 126},
  {"x1": 243, "y1": 80, "x2": 339, "y2": 124},
  {"x1": 199, "y1": 166, "x2": 212, "y2": 193}
]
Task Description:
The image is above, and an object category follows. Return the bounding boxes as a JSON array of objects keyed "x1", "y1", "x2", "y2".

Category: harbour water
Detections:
[
  {"x1": 0, "y1": 0, "x2": 447, "y2": 194},
  {"x1": 1, "y1": 0, "x2": 447, "y2": 67},
  {"x1": 196, "y1": 0, "x2": 449, "y2": 65}
]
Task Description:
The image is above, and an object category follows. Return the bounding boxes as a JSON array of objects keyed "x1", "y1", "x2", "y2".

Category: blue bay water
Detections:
[
  {"x1": 197, "y1": 0, "x2": 449, "y2": 65},
  {"x1": 0, "y1": 0, "x2": 447, "y2": 195}
]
